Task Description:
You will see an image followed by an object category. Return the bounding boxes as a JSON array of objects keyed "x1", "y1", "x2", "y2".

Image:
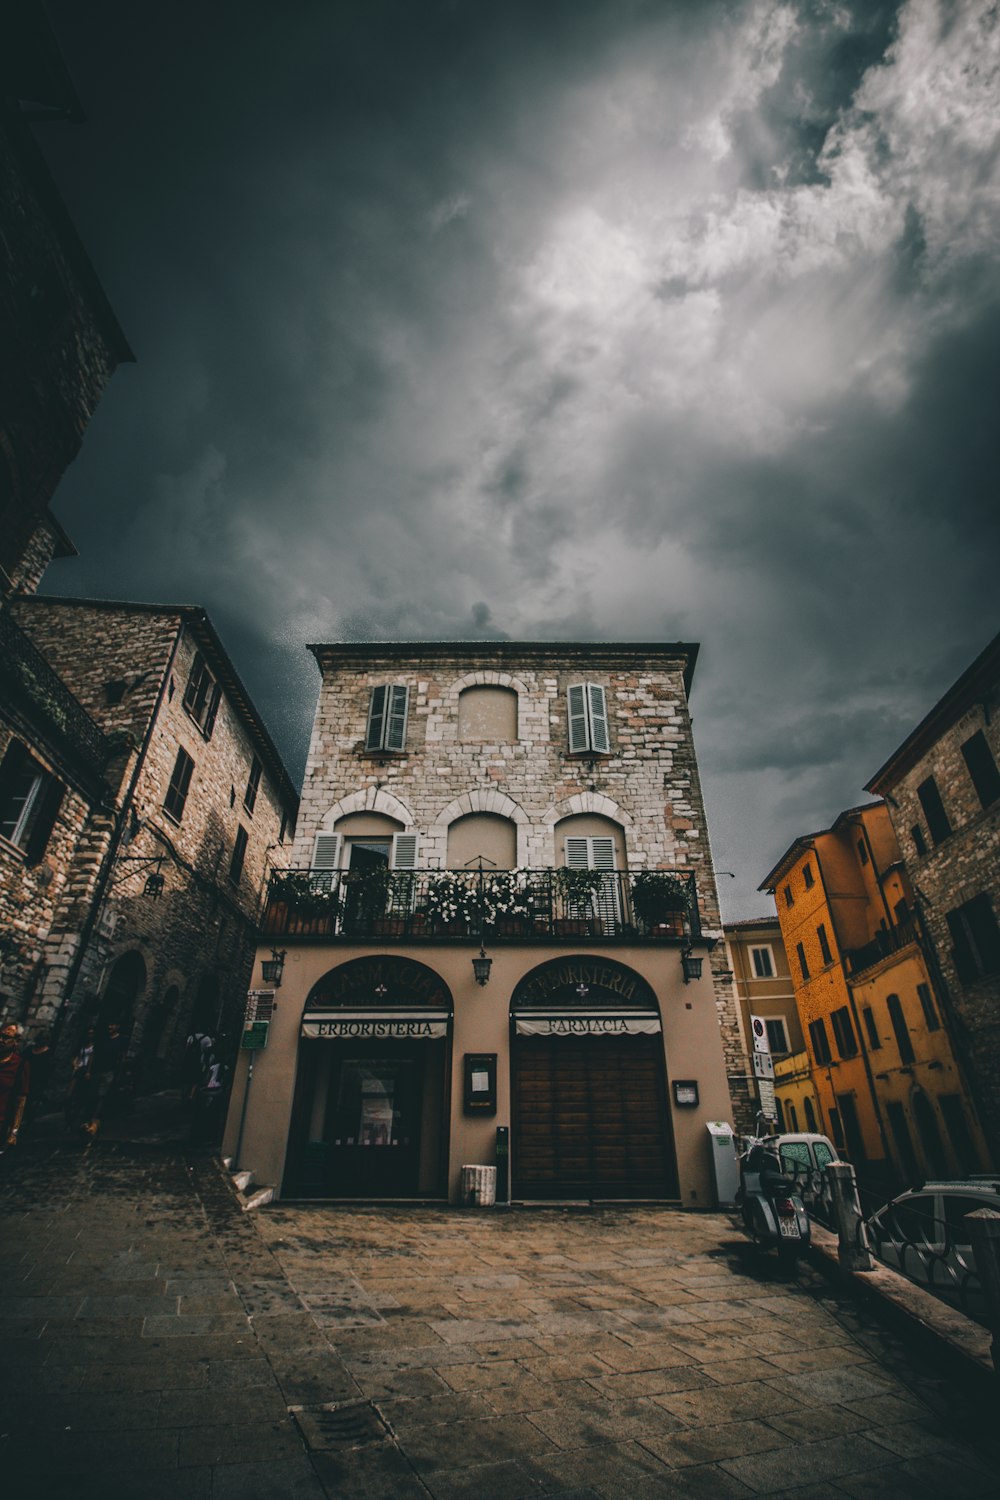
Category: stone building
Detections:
[
  {"x1": 723, "y1": 916, "x2": 803, "y2": 1128},
  {"x1": 866, "y1": 631, "x2": 1000, "y2": 1162},
  {"x1": 760, "y1": 802, "x2": 990, "y2": 1187},
  {"x1": 225, "y1": 641, "x2": 742, "y2": 1206},
  {"x1": 1, "y1": 1, "x2": 133, "y2": 597},
  {"x1": 2, "y1": 596, "x2": 298, "y2": 1089}
]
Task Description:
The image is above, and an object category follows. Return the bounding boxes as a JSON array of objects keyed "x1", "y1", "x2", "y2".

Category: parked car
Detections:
[
  {"x1": 864, "y1": 1178, "x2": 1000, "y2": 1323},
  {"x1": 760, "y1": 1133, "x2": 840, "y2": 1221}
]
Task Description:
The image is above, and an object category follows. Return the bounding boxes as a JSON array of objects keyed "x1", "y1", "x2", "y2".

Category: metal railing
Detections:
[
  {"x1": 262, "y1": 866, "x2": 702, "y2": 944},
  {"x1": 853, "y1": 1182, "x2": 987, "y2": 1326},
  {"x1": 0, "y1": 609, "x2": 109, "y2": 775},
  {"x1": 844, "y1": 919, "x2": 919, "y2": 977}
]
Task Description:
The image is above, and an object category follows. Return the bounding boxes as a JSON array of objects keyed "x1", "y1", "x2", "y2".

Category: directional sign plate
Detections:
[{"x1": 753, "y1": 1051, "x2": 775, "y2": 1081}]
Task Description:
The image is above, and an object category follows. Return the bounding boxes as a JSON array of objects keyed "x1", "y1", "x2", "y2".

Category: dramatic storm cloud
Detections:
[{"x1": 38, "y1": 0, "x2": 1000, "y2": 917}]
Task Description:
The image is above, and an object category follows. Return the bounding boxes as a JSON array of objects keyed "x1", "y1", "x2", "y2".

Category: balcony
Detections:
[
  {"x1": 262, "y1": 866, "x2": 703, "y2": 945},
  {"x1": 844, "y1": 918, "x2": 919, "y2": 977},
  {"x1": 0, "y1": 610, "x2": 110, "y2": 778}
]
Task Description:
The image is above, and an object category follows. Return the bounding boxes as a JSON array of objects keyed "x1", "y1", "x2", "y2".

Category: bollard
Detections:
[
  {"x1": 827, "y1": 1161, "x2": 874, "y2": 1273},
  {"x1": 966, "y1": 1208, "x2": 1000, "y2": 1373}
]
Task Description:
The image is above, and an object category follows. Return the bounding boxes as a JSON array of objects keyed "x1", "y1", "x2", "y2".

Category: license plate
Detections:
[{"x1": 778, "y1": 1219, "x2": 801, "y2": 1239}]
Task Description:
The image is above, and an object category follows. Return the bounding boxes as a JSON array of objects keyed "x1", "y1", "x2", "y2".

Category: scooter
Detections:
[{"x1": 737, "y1": 1137, "x2": 811, "y2": 1265}]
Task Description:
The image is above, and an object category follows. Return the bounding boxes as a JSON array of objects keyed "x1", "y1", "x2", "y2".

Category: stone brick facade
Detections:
[
  {"x1": 295, "y1": 643, "x2": 745, "y2": 1124},
  {"x1": 4, "y1": 597, "x2": 298, "y2": 1093},
  {"x1": 867, "y1": 632, "x2": 1000, "y2": 1160}
]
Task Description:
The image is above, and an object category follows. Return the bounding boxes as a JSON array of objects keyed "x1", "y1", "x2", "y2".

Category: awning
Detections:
[
  {"x1": 302, "y1": 1011, "x2": 450, "y2": 1040},
  {"x1": 514, "y1": 1011, "x2": 661, "y2": 1037}
]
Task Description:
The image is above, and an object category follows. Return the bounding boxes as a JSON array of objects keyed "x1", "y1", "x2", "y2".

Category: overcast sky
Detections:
[{"x1": 36, "y1": 0, "x2": 999, "y2": 919}]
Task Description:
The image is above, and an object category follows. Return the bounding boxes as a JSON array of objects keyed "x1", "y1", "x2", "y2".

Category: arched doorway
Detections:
[
  {"x1": 139, "y1": 984, "x2": 179, "y2": 1091},
  {"x1": 98, "y1": 951, "x2": 146, "y2": 1040},
  {"x1": 284, "y1": 956, "x2": 453, "y2": 1199},
  {"x1": 510, "y1": 957, "x2": 677, "y2": 1200}
]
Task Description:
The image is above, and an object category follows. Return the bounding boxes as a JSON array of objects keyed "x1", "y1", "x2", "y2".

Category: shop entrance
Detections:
[
  {"x1": 283, "y1": 956, "x2": 452, "y2": 1199},
  {"x1": 511, "y1": 957, "x2": 678, "y2": 1201}
]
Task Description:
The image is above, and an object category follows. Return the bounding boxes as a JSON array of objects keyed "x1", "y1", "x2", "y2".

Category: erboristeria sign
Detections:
[{"x1": 301, "y1": 1011, "x2": 449, "y2": 1040}]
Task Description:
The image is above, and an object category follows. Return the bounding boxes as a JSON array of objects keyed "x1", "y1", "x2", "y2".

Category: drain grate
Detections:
[{"x1": 290, "y1": 1400, "x2": 390, "y2": 1452}]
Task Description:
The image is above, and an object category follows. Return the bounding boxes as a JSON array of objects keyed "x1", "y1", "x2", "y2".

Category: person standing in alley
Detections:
[
  {"x1": 0, "y1": 1022, "x2": 30, "y2": 1151},
  {"x1": 82, "y1": 1020, "x2": 126, "y2": 1139}
]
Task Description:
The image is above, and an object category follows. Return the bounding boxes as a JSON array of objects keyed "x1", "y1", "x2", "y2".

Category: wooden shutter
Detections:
[
  {"x1": 366, "y1": 686, "x2": 387, "y2": 750},
  {"x1": 312, "y1": 832, "x2": 341, "y2": 893},
  {"x1": 587, "y1": 684, "x2": 609, "y2": 753},
  {"x1": 182, "y1": 654, "x2": 203, "y2": 714},
  {"x1": 385, "y1": 685, "x2": 409, "y2": 751},
  {"x1": 391, "y1": 833, "x2": 419, "y2": 869},
  {"x1": 564, "y1": 836, "x2": 590, "y2": 867},
  {"x1": 567, "y1": 685, "x2": 588, "y2": 753},
  {"x1": 203, "y1": 681, "x2": 221, "y2": 739},
  {"x1": 589, "y1": 836, "x2": 620, "y2": 933}
]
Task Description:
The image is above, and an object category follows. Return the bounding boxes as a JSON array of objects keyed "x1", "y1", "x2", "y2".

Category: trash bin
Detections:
[{"x1": 460, "y1": 1164, "x2": 497, "y2": 1206}]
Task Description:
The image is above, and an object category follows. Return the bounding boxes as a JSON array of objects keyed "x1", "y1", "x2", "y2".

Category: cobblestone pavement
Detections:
[{"x1": 2, "y1": 1142, "x2": 998, "y2": 1499}]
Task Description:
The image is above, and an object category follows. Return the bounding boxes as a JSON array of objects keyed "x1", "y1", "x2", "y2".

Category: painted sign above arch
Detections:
[
  {"x1": 511, "y1": 956, "x2": 657, "y2": 1013},
  {"x1": 304, "y1": 955, "x2": 453, "y2": 1012}
]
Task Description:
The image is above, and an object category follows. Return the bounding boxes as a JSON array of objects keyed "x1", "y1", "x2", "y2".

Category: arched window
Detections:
[
  {"x1": 458, "y1": 686, "x2": 518, "y2": 742},
  {"x1": 787, "y1": 1102, "x2": 799, "y2": 1132},
  {"x1": 554, "y1": 814, "x2": 626, "y2": 935},
  {"x1": 447, "y1": 813, "x2": 516, "y2": 870},
  {"x1": 99, "y1": 951, "x2": 147, "y2": 1038},
  {"x1": 804, "y1": 1096, "x2": 817, "y2": 1133}
]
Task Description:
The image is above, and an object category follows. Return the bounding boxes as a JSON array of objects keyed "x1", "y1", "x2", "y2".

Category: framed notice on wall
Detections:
[{"x1": 463, "y1": 1053, "x2": 497, "y2": 1115}]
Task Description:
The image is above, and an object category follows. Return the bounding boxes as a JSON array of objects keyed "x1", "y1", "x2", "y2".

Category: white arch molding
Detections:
[
  {"x1": 434, "y1": 789, "x2": 530, "y2": 866},
  {"x1": 448, "y1": 669, "x2": 530, "y2": 699},
  {"x1": 318, "y1": 787, "x2": 415, "y2": 832},
  {"x1": 543, "y1": 792, "x2": 634, "y2": 826}
]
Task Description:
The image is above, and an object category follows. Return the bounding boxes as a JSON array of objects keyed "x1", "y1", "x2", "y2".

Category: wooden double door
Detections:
[{"x1": 512, "y1": 1034, "x2": 677, "y2": 1200}]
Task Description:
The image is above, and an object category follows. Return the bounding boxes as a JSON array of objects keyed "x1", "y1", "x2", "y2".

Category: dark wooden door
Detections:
[{"x1": 512, "y1": 1034, "x2": 677, "y2": 1199}]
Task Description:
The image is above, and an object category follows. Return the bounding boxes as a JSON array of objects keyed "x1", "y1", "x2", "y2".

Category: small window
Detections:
[
  {"x1": 764, "y1": 1018, "x2": 789, "y2": 1055},
  {"x1": 831, "y1": 1006, "x2": 858, "y2": 1059},
  {"x1": 366, "y1": 685, "x2": 409, "y2": 752},
  {"x1": 0, "y1": 740, "x2": 63, "y2": 863},
  {"x1": 817, "y1": 923, "x2": 833, "y2": 966},
  {"x1": 784, "y1": 884, "x2": 794, "y2": 908},
  {"x1": 808, "y1": 1018, "x2": 831, "y2": 1065},
  {"x1": 910, "y1": 824, "x2": 927, "y2": 857},
  {"x1": 916, "y1": 776, "x2": 952, "y2": 846},
  {"x1": 796, "y1": 942, "x2": 810, "y2": 981},
  {"x1": 804, "y1": 1097, "x2": 817, "y2": 1132},
  {"x1": 887, "y1": 993, "x2": 915, "y2": 1063},
  {"x1": 803, "y1": 863, "x2": 814, "y2": 889},
  {"x1": 164, "y1": 747, "x2": 195, "y2": 822},
  {"x1": 244, "y1": 755, "x2": 262, "y2": 815},
  {"x1": 861, "y1": 1005, "x2": 881, "y2": 1050},
  {"x1": 229, "y1": 825, "x2": 248, "y2": 886},
  {"x1": 567, "y1": 683, "x2": 610, "y2": 754},
  {"x1": 183, "y1": 652, "x2": 221, "y2": 739},
  {"x1": 961, "y1": 730, "x2": 1000, "y2": 810},
  {"x1": 946, "y1": 895, "x2": 1000, "y2": 983},
  {"x1": 916, "y1": 981, "x2": 940, "y2": 1032},
  {"x1": 857, "y1": 837, "x2": 869, "y2": 866},
  {"x1": 750, "y1": 945, "x2": 774, "y2": 979}
]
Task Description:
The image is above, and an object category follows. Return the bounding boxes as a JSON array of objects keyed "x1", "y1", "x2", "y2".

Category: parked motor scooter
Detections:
[{"x1": 737, "y1": 1138, "x2": 811, "y2": 1265}]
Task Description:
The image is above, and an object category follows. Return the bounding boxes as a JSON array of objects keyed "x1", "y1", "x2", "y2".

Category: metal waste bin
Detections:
[
  {"x1": 460, "y1": 1164, "x2": 497, "y2": 1206},
  {"x1": 706, "y1": 1121, "x2": 740, "y2": 1208}
]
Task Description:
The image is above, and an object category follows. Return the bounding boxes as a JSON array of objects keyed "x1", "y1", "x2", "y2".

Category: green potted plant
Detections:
[
  {"x1": 630, "y1": 870, "x2": 690, "y2": 936},
  {"x1": 267, "y1": 870, "x2": 342, "y2": 929},
  {"x1": 553, "y1": 867, "x2": 605, "y2": 934}
]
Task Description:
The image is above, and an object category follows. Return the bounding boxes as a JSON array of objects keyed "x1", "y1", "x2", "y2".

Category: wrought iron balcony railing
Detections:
[
  {"x1": 263, "y1": 866, "x2": 703, "y2": 944},
  {"x1": 0, "y1": 609, "x2": 110, "y2": 777},
  {"x1": 844, "y1": 918, "x2": 919, "y2": 977}
]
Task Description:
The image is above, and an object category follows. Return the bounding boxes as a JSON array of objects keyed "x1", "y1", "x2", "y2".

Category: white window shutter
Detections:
[
  {"x1": 589, "y1": 836, "x2": 616, "y2": 870},
  {"x1": 567, "y1": 685, "x2": 589, "y2": 753},
  {"x1": 313, "y1": 833, "x2": 341, "y2": 868},
  {"x1": 391, "y1": 833, "x2": 419, "y2": 869},
  {"x1": 587, "y1": 684, "x2": 609, "y2": 753},
  {"x1": 564, "y1": 836, "x2": 590, "y2": 868},
  {"x1": 385, "y1": 685, "x2": 409, "y2": 751},
  {"x1": 366, "y1": 685, "x2": 387, "y2": 749}
]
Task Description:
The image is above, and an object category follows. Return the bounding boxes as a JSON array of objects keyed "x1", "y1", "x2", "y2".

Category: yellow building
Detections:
[
  {"x1": 724, "y1": 917, "x2": 809, "y2": 1128},
  {"x1": 760, "y1": 803, "x2": 989, "y2": 1186}
]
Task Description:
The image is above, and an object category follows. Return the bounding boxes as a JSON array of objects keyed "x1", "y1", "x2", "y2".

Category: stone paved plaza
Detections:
[{"x1": 1, "y1": 1142, "x2": 998, "y2": 1498}]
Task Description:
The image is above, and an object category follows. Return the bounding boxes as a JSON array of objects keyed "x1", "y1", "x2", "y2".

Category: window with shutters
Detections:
[
  {"x1": 830, "y1": 1006, "x2": 858, "y2": 1059},
  {"x1": 915, "y1": 981, "x2": 939, "y2": 1031},
  {"x1": 566, "y1": 683, "x2": 610, "y2": 755},
  {"x1": 749, "y1": 945, "x2": 774, "y2": 978},
  {"x1": 243, "y1": 755, "x2": 262, "y2": 815},
  {"x1": 764, "y1": 1017, "x2": 789, "y2": 1055},
  {"x1": 961, "y1": 730, "x2": 1000, "y2": 810},
  {"x1": 365, "y1": 685, "x2": 409, "y2": 752},
  {"x1": 861, "y1": 1005, "x2": 881, "y2": 1049},
  {"x1": 910, "y1": 823, "x2": 927, "y2": 857},
  {"x1": 563, "y1": 834, "x2": 621, "y2": 934},
  {"x1": 817, "y1": 923, "x2": 833, "y2": 966},
  {"x1": 0, "y1": 740, "x2": 63, "y2": 864},
  {"x1": 229, "y1": 825, "x2": 248, "y2": 887},
  {"x1": 946, "y1": 894, "x2": 1000, "y2": 983},
  {"x1": 916, "y1": 775, "x2": 951, "y2": 845},
  {"x1": 182, "y1": 652, "x2": 221, "y2": 739},
  {"x1": 796, "y1": 942, "x2": 810, "y2": 981},
  {"x1": 163, "y1": 747, "x2": 195, "y2": 823},
  {"x1": 886, "y1": 993, "x2": 914, "y2": 1063},
  {"x1": 808, "y1": 1018, "x2": 832, "y2": 1065}
]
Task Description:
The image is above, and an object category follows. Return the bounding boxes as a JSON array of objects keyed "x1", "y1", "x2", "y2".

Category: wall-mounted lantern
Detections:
[
  {"x1": 681, "y1": 946, "x2": 703, "y2": 984},
  {"x1": 261, "y1": 949, "x2": 286, "y2": 987},
  {"x1": 472, "y1": 947, "x2": 493, "y2": 986}
]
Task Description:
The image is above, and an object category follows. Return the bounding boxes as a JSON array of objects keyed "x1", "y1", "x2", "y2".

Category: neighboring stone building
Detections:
[
  {"x1": 2, "y1": 596, "x2": 298, "y2": 1090},
  {"x1": 866, "y1": 631, "x2": 1000, "y2": 1163},
  {"x1": 760, "y1": 801, "x2": 990, "y2": 1188},
  {"x1": 724, "y1": 916, "x2": 802, "y2": 1128},
  {"x1": 225, "y1": 641, "x2": 741, "y2": 1206},
  {"x1": 1, "y1": 0, "x2": 133, "y2": 596}
]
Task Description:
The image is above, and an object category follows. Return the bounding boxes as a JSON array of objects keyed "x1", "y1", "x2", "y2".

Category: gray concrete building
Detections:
[{"x1": 226, "y1": 641, "x2": 742, "y2": 1206}]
